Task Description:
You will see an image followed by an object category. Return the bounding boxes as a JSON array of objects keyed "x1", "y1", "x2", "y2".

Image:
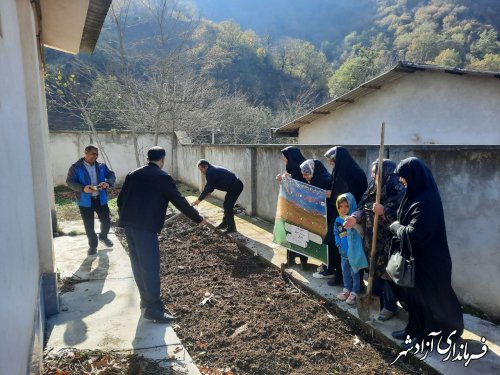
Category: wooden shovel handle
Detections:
[{"x1": 366, "y1": 122, "x2": 385, "y2": 296}]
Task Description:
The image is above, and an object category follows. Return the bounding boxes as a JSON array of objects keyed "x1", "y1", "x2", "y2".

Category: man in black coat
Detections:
[
  {"x1": 191, "y1": 159, "x2": 244, "y2": 234},
  {"x1": 118, "y1": 147, "x2": 207, "y2": 323}
]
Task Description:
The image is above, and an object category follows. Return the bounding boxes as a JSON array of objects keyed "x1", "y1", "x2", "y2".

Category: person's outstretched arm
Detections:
[{"x1": 164, "y1": 175, "x2": 203, "y2": 223}]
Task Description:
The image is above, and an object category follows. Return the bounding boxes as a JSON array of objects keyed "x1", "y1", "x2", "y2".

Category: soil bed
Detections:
[{"x1": 155, "y1": 217, "x2": 422, "y2": 375}]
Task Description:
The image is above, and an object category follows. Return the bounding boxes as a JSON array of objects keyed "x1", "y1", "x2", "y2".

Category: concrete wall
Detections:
[
  {"x1": 50, "y1": 131, "x2": 173, "y2": 186},
  {"x1": 298, "y1": 71, "x2": 500, "y2": 145},
  {"x1": 0, "y1": 1, "x2": 43, "y2": 373},
  {"x1": 47, "y1": 130, "x2": 500, "y2": 320},
  {"x1": 170, "y1": 142, "x2": 500, "y2": 321}
]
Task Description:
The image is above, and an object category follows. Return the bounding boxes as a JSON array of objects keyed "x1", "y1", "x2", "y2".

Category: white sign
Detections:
[{"x1": 285, "y1": 224, "x2": 309, "y2": 248}]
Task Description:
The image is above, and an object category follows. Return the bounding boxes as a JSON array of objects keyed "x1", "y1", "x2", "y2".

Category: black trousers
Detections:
[
  {"x1": 124, "y1": 226, "x2": 163, "y2": 315},
  {"x1": 79, "y1": 198, "x2": 110, "y2": 248},
  {"x1": 221, "y1": 179, "x2": 244, "y2": 230}
]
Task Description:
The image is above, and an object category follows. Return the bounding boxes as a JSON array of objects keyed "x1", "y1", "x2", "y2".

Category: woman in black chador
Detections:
[
  {"x1": 390, "y1": 157, "x2": 463, "y2": 347},
  {"x1": 277, "y1": 146, "x2": 308, "y2": 268}
]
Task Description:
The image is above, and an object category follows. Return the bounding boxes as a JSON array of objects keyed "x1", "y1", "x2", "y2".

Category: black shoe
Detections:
[
  {"x1": 216, "y1": 222, "x2": 228, "y2": 230},
  {"x1": 87, "y1": 247, "x2": 97, "y2": 255},
  {"x1": 327, "y1": 272, "x2": 342, "y2": 286},
  {"x1": 143, "y1": 311, "x2": 176, "y2": 324},
  {"x1": 222, "y1": 227, "x2": 237, "y2": 234},
  {"x1": 99, "y1": 236, "x2": 114, "y2": 247},
  {"x1": 392, "y1": 329, "x2": 408, "y2": 340}
]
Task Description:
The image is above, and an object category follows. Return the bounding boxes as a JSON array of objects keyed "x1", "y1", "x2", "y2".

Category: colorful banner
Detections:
[{"x1": 273, "y1": 176, "x2": 328, "y2": 264}]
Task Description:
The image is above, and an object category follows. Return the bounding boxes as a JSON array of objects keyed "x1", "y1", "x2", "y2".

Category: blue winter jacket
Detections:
[
  {"x1": 334, "y1": 192, "x2": 368, "y2": 272},
  {"x1": 66, "y1": 158, "x2": 116, "y2": 207}
]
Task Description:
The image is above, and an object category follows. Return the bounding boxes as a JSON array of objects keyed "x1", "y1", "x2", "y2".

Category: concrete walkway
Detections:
[
  {"x1": 192, "y1": 195, "x2": 500, "y2": 375},
  {"x1": 45, "y1": 221, "x2": 201, "y2": 374}
]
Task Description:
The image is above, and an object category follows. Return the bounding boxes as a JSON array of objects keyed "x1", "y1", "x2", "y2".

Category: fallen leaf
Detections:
[
  {"x1": 230, "y1": 323, "x2": 248, "y2": 339},
  {"x1": 196, "y1": 339, "x2": 208, "y2": 350}
]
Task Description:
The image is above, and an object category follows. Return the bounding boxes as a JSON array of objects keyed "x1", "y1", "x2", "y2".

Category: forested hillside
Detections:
[{"x1": 46, "y1": 0, "x2": 500, "y2": 143}]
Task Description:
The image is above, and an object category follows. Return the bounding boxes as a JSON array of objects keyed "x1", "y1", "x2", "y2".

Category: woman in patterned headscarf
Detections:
[{"x1": 344, "y1": 159, "x2": 405, "y2": 321}]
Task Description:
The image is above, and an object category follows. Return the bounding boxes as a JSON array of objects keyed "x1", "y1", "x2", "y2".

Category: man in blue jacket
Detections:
[
  {"x1": 118, "y1": 147, "x2": 207, "y2": 323},
  {"x1": 67, "y1": 145, "x2": 116, "y2": 255},
  {"x1": 192, "y1": 159, "x2": 244, "y2": 234}
]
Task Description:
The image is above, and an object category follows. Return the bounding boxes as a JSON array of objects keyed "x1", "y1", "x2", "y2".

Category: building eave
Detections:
[{"x1": 41, "y1": 0, "x2": 111, "y2": 55}]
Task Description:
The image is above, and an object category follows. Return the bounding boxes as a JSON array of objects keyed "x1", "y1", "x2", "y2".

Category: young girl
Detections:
[{"x1": 334, "y1": 193, "x2": 364, "y2": 305}]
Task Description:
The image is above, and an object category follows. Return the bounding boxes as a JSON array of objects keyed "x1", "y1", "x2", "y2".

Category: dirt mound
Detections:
[{"x1": 157, "y1": 217, "x2": 420, "y2": 374}]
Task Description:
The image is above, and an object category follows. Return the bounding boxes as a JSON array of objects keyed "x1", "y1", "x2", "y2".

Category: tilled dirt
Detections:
[{"x1": 156, "y1": 217, "x2": 422, "y2": 375}]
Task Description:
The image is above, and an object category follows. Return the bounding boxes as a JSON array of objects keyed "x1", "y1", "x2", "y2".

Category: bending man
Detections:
[{"x1": 192, "y1": 159, "x2": 244, "y2": 234}]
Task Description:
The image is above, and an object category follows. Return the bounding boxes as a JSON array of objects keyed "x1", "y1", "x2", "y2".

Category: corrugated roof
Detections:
[
  {"x1": 275, "y1": 61, "x2": 500, "y2": 136},
  {"x1": 79, "y1": 0, "x2": 112, "y2": 53}
]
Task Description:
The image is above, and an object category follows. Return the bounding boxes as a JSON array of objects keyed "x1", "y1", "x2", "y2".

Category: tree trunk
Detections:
[{"x1": 133, "y1": 130, "x2": 140, "y2": 168}]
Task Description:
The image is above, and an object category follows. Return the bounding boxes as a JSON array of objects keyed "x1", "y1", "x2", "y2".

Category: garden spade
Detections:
[{"x1": 357, "y1": 122, "x2": 385, "y2": 322}]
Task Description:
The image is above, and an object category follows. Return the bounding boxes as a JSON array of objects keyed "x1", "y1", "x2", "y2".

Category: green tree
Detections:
[
  {"x1": 405, "y1": 30, "x2": 442, "y2": 63},
  {"x1": 433, "y1": 48, "x2": 462, "y2": 67},
  {"x1": 468, "y1": 54, "x2": 500, "y2": 71},
  {"x1": 272, "y1": 38, "x2": 331, "y2": 90},
  {"x1": 327, "y1": 52, "x2": 380, "y2": 98},
  {"x1": 470, "y1": 29, "x2": 500, "y2": 59}
]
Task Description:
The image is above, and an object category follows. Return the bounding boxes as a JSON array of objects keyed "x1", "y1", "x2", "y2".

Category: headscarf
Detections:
[
  {"x1": 358, "y1": 158, "x2": 405, "y2": 225},
  {"x1": 324, "y1": 146, "x2": 367, "y2": 204},
  {"x1": 396, "y1": 157, "x2": 439, "y2": 199},
  {"x1": 299, "y1": 159, "x2": 315, "y2": 177},
  {"x1": 336, "y1": 192, "x2": 357, "y2": 216},
  {"x1": 366, "y1": 159, "x2": 401, "y2": 200},
  {"x1": 299, "y1": 159, "x2": 331, "y2": 190},
  {"x1": 396, "y1": 157, "x2": 441, "y2": 222},
  {"x1": 281, "y1": 146, "x2": 306, "y2": 183}
]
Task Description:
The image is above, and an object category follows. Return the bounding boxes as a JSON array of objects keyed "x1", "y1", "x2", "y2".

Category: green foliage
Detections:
[
  {"x1": 45, "y1": 0, "x2": 500, "y2": 142},
  {"x1": 470, "y1": 29, "x2": 500, "y2": 59},
  {"x1": 327, "y1": 51, "x2": 381, "y2": 98},
  {"x1": 467, "y1": 53, "x2": 500, "y2": 71},
  {"x1": 433, "y1": 48, "x2": 462, "y2": 67}
]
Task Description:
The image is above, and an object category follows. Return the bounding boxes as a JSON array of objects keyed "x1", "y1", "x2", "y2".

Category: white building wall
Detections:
[
  {"x1": 0, "y1": 1, "x2": 41, "y2": 373},
  {"x1": 298, "y1": 71, "x2": 500, "y2": 145}
]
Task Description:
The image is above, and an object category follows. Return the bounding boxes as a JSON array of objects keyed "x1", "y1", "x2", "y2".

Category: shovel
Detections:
[{"x1": 357, "y1": 122, "x2": 385, "y2": 322}]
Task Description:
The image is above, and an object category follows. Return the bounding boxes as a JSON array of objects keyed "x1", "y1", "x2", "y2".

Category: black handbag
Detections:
[{"x1": 386, "y1": 230, "x2": 415, "y2": 288}]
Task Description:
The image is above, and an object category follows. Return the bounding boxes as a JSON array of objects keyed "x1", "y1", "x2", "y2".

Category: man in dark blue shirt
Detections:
[
  {"x1": 192, "y1": 159, "x2": 244, "y2": 233},
  {"x1": 118, "y1": 147, "x2": 207, "y2": 323}
]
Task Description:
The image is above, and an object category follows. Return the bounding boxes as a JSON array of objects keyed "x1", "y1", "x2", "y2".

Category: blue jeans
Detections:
[
  {"x1": 372, "y1": 277, "x2": 398, "y2": 312},
  {"x1": 124, "y1": 226, "x2": 164, "y2": 315},
  {"x1": 341, "y1": 257, "x2": 361, "y2": 294}
]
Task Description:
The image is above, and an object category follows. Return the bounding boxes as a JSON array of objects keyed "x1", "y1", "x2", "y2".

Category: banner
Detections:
[{"x1": 273, "y1": 176, "x2": 328, "y2": 264}]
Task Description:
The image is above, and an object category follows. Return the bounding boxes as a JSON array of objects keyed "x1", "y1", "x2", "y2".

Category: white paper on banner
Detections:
[{"x1": 284, "y1": 223, "x2": 309, "y2": 248}]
